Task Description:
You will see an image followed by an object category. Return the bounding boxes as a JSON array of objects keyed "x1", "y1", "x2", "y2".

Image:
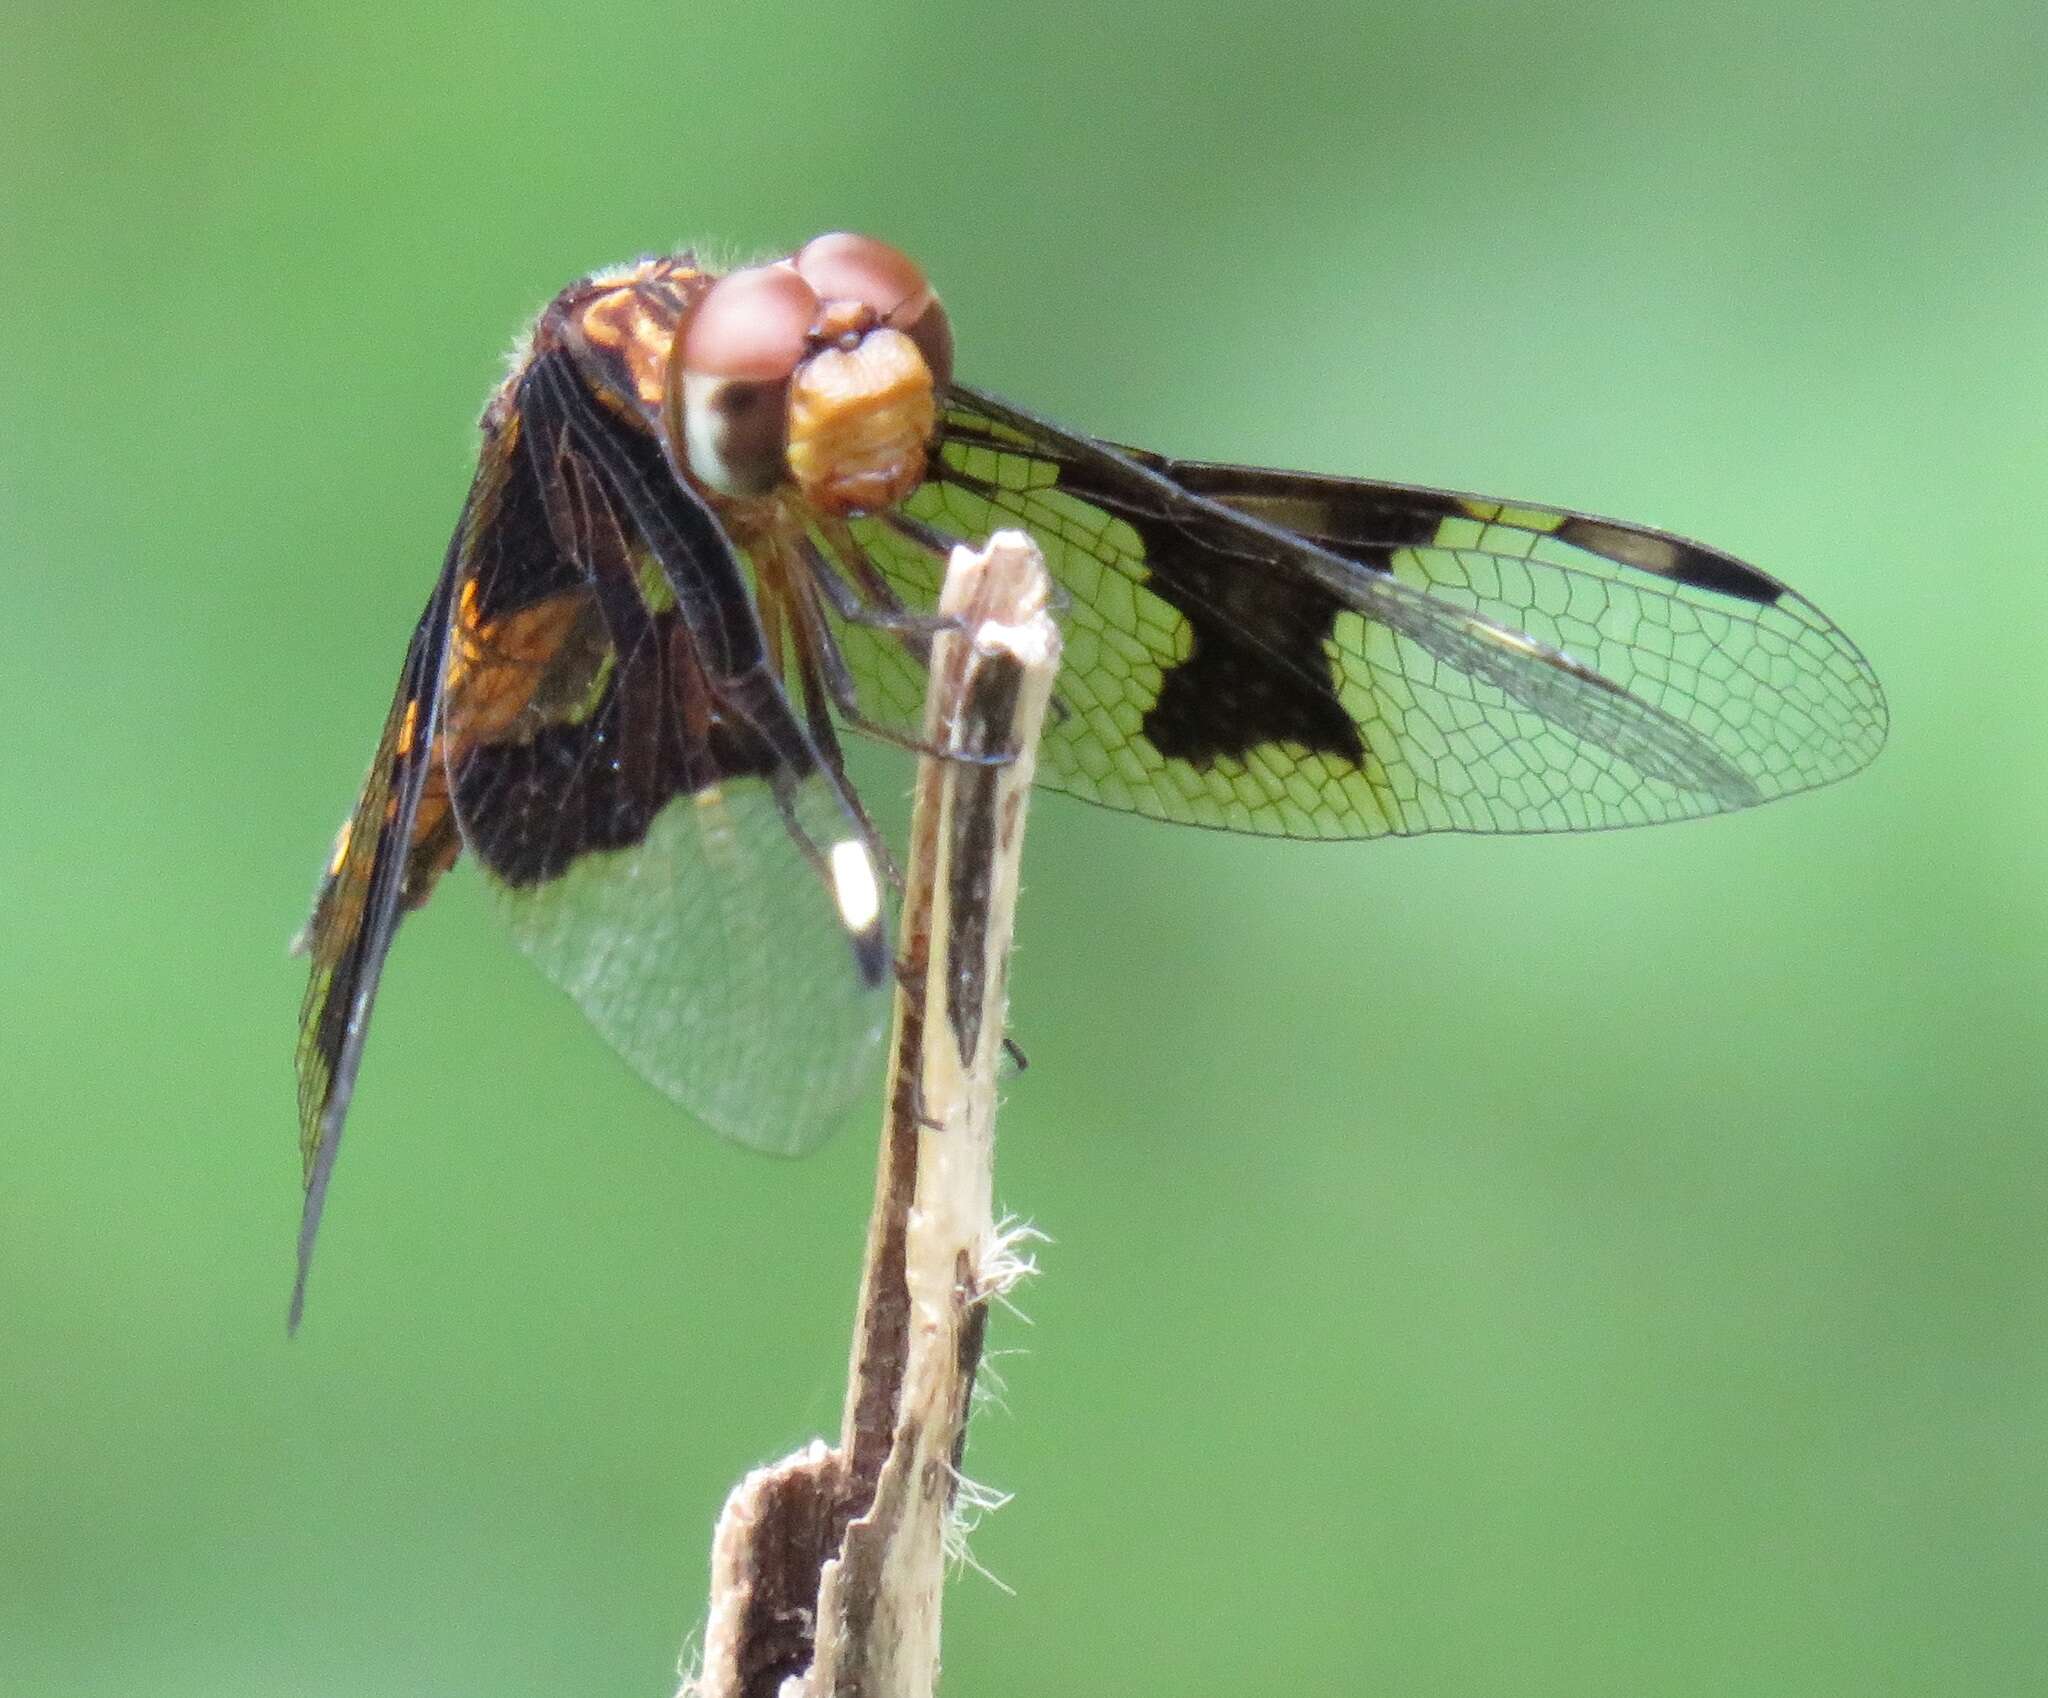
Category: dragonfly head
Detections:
[{"x1": 674, "y1": 232, "x2": 953, "y2": 517}]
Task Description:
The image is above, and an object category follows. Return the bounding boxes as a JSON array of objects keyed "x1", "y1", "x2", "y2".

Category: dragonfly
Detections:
[{"x1": 292, "y1": 232, "x2": 1887, "y2": 1325}]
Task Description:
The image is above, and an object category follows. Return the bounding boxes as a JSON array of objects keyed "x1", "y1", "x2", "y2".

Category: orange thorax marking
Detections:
[{"x1": 573, "y1": 262, "x2": 703, "y2": 415}]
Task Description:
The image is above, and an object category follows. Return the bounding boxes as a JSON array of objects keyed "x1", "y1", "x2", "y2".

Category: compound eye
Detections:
[
  {"x1": 678, "y1": 264, "x2": 820, "y2": 495},
  {"x1": 795, "y1": 233, "x2": 928, "y2": 319},
  {"x1": 899, "y1": 294, "x2": 953, "y2": 396},
  {"x1": 681, "y1": 263, "x2": 817, "y2": 381},
  {"x1": 794, "y1": 232, "x2": 952, "y2": 394}
]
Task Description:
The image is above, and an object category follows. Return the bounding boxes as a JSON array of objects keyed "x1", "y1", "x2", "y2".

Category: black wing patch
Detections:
[
  {"x1": 450, "y1": 358, "x2": 789, "y2": 891},
  {"x1": 1133, "y1": 537, "x2": 1365, "y2": 770}
]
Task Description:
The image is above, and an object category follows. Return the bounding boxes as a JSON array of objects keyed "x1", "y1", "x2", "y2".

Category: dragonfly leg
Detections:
[{"x1": 791, "y1": 545, "x2": 1016, "y2": 769}]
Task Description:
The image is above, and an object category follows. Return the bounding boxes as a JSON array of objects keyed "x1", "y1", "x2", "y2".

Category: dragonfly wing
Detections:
[
  {"x1": 445, "y1": 353, "x2": 891, "y2": 1154},
  {"x1": 825, "y1": 387, "x2": 1882, "y2": 838},
  {"x1": 292, "y1": 541, "x2": 460, "y2": 1327}
]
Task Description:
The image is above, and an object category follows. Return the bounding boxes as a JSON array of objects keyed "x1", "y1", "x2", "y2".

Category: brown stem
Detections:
[{"x1": 687, "y1": 531, "x2": 1060, "y2": 1698}]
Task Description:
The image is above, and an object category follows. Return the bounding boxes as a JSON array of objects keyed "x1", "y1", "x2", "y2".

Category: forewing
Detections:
[
  {"x1": 293, "y1": 545, "x2": 459, "y2": 1328},
  {"x1": 831, "y1": 387, "x2": 1884, "y2": 839},
  {"x1": 447, "y1": 355, "x2": 889, "y2": 1156}
]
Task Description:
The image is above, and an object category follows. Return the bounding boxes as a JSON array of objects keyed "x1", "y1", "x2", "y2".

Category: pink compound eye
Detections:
[
  {"x1": 794, "y1": 232, "x2": 952, "y2": 394},
  {"x1": 676, "y1": 265, "x2": 823, "y2": 496},
  {"x1": 679, "y1": 263, "x2": 819, "y2": 382},
  {"x1": 794, "y1": 232, "x2": 930, "y2": 321}
]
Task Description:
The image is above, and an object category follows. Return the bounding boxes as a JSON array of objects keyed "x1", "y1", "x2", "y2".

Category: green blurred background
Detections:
[{"x1": 3, "y1": 0, "x2": 2043, "y2": 1692}]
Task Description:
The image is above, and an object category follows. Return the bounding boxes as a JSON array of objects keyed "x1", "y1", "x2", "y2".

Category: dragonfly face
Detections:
[
  {"x1": 675, "y1": 231, "x2": 954, "y2": 512},
  {"x1": 290, "y1": 231, "x2": 1887, "y2": 1324}
]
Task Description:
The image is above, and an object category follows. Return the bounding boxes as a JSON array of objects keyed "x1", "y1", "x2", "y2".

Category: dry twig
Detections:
[{"x1": 686, "y1": 530, "x2": 1060, "y2": 1698}]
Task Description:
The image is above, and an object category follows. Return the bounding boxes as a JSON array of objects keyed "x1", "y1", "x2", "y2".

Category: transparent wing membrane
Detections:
[{"x1": 492, "y1": 774, "x2": 889, "y2": 1154}]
